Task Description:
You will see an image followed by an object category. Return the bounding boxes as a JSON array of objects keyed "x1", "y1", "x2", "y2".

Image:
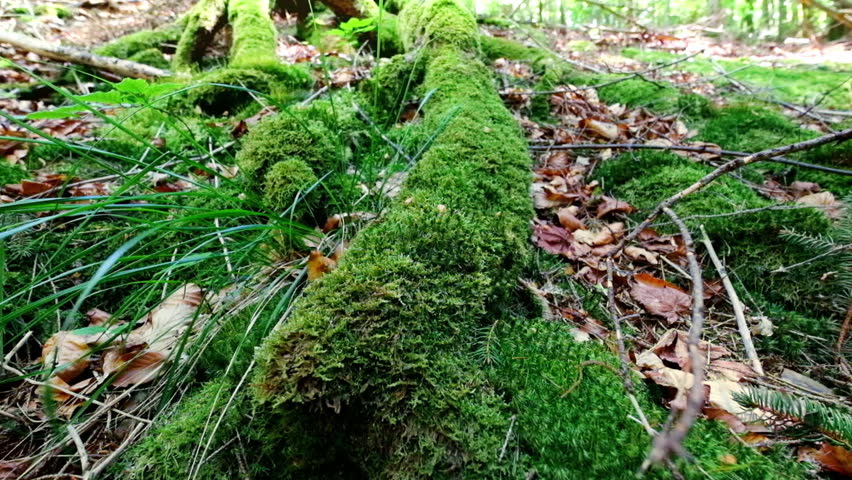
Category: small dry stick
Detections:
[
  {"x1": 642, "y1": 208, "x2": 706, "y2": 472},
  {"x1": 699, "y1": 226, "x2": 764, "y2": 376},
  {"x1": 66, "y1": 424, "x2": 89, "y2": 474},
  {"x1": 499, "y1": 415, "x2": 516, "y2": 461},
  {"x1": 611, "y1": 128, "x2": 852, "y2": 258},
  {"x1": 605, "y1": 259, "x2": 655, "y2": 436}
]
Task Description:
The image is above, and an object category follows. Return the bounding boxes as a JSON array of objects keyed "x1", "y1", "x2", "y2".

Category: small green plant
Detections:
[
  {"x1": 736, "y1": 387, "x2": 852, "y2": 445},
  {"x1": 328, "y1": 17, "x2": 376, "y2": 44}
]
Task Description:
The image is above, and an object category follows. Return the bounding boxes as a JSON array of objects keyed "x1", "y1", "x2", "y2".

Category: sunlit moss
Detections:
[{"x1": 621, "y1": 48, "x2": 852, "y2": 110}]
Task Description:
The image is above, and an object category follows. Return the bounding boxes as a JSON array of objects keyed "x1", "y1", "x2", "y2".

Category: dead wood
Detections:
[
  {"x1": 643, "y1": 207, "x2": 706, "y2": 471},
  {"x1": 0, "y1": 31, "x2": 171, "y2": 79}
]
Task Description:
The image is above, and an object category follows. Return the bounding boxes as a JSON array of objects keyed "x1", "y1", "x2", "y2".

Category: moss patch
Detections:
[
  {"x1": 95, "y1": 24, "x2": 183, "y2": 60},
  {"x1": 621, "y1": 48, "x2": 852, "y2": 110}
]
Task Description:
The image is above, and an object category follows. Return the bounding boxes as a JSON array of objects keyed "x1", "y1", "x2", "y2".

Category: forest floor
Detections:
[{"x1": 0, "y1": 1, "x2": 851, "y2": 479}]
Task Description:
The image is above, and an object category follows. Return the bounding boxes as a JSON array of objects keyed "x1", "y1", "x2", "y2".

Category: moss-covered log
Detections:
[
  {"x1": 252, "y1": 0, "x2": 534, "y2": 477},
  {"x1": 173, "y1": 0, "x2": 228, "y2": 71}
]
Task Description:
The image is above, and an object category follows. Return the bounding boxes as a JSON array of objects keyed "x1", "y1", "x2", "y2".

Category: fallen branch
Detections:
[
  {"x1": 529, "y1": 142, "x2": 852, "y2": 176},
  {"x1": 611, "y1": 128, "x2": 852, "y2": 256},
  {"x1": 606, "y1": 259, "x2": 655, "y2": 436},
  {"x1": 700, "y1": 225, "x2": 764, "y2": 376},
  {"x1": 0, "y1": 31, "x2": 171, "y2": 79},
  {"x1": 642, "y1": 207, "x2": 706, "y2": 471}
]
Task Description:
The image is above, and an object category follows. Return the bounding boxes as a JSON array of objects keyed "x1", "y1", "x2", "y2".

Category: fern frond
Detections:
[
  {"x1": 780, "y1": 229, "x2": 836, "y2": 253},
  {"x1": 735, "y1": 387, "x2": 852, "y2": 444}
]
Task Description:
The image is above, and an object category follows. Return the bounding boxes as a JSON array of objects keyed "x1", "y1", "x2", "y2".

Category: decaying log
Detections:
[{"x1": 0, "y1": 31, "x2": 172, "y2": 79}]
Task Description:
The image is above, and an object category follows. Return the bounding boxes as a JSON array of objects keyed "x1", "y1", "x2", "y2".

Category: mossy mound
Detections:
[
  {"x1": 95, "y1": 25, "x2": 183, "y2": 60},
  {"x1": 697, "y1": 104, "x2": 852, "y2": 193},
  {"x1": 496, "y1": 319, "x2": 806, "y2": 479},
  {"x1": 596, "y1": 78, "x2": 713, "y2": 119},
  {"x1": 116, "y1": 378, "x2": 291, "y2": 480},
  {"x1": 253, "y1": 1, "x2": 533, "y2": 476},
  {"x1": 236, "y1": 111, "x2": 340, "y2": 183},
  {"x1": 262, "y1": 158, "x2": 320, "y2": 214}
]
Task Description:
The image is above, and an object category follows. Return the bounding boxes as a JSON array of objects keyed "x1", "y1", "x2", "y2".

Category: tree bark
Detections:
[
  {"x1": 0, "y1": 31, "x2": 171, "y2": 79},
  {"x1": 799, "y1": 0, "x2": 852, "y2": 28}
]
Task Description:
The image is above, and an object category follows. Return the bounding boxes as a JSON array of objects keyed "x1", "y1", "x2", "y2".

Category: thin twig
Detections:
[
  {"x1": 699, "y1": 225, "x2": 764, "y2": 375},
  {"x1": 642, "y1": 207, "x2": 706, "y2": 471},
  {"x1": 66, "y1": 423, "x2": 89, "y2": 474},
  {"x1": 529, "y1": 142, "x2": 852, "y2": 176},
  {"x1": 498, "y1": 415, "x2": 516, "y2": 461},
  {"x1": 606, "y1": 259, "x2": 655, "y2": 436},
  {"x1": 611, "y1": 128, "x2": 852, "y2": 257}
]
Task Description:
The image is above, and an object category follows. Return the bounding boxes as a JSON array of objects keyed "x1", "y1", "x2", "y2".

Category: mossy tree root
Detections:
[
  {"x1": 172, "y1": 0, "x2": 228, "y2": 71},
  {"x1": 252, "y1": 0, "x2": 534, "y2": 477}
]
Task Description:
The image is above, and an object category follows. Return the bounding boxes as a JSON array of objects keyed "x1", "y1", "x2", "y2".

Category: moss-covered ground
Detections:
[{"x1": 620, "y1": 48, "x2": 852, "y2": 110}]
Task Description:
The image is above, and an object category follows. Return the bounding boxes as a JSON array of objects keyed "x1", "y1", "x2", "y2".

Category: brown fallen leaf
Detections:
[
  {"x1": 797, "y1": 191, "x2": 842, "y2": 219},
  {"x1": 596, "y1": 196, "x2": 635, "y2": 218},
  {"x1": 625, "y1": 246, "x2": 658, "y2": 265},
  {"x1": 533, "y1": 221, "x2": 574, "y2": 256},
  {"x1": 573, "y1": 222, "x2": 624, "y2": 247},
  {"x1": 799, "y1": 443, "x2": 852, "y2": 476},
  {"x1": 556, "y1": 206, "x2": 585, "y2": 231},
  {"x1": 630, "y1": 273, "x2": 691, "y2": 324},
  {"x1": 580, "y1": 118, "x2": 619, "y2": 140},
  {"x1": 41, "y1": 331, "x2": 92, "y2": 383},
  {"x1": 104, "y1": 348, "x2": 166, "y2": 388},
  {"x1": 307, "y1": 251, "x2": 337, "y2": 281}
]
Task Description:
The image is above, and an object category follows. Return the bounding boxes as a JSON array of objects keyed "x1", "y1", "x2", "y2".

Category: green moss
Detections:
[
  {"x1": 698, "y1": 105, "x2": 852, "y2": 194},
  {"x1": 262, "y1": 158, "x2": 319, "y2": 213},
  {"x1": 117, "y1": 378, "x2": 293, "y2": 480},
  {"x1": 0, "y1": 163, "x2": 27, "y2": 186},
  {"x1": 236, "y1": 111, "x2": 340, "y2": 183},
  {"x1": 95, "y1": 24, "x2": 182, "y2": 60},
  {"x1": 253, "y1": 2, "x2": 533, "y2": 477},
  {"x1": 595, "y1": 150, "x2": 841, "y2": 329},
  {"x1": 497, "y1": 319, "x2": 806, "y2": 479},
  {"x1": 479, "y1": 35, "x2": 541, "y2": 62},
  {"x1": 172, "y1": 0, "x2": 227, "y2": 71},
  {"x1": 227, "y1": 0, "x2": 278, "y2": 69},
  {"x1": 398, "y1": 0, "x2": 480, "y2": 52},
  {"x1": 362, "y1": 53, "x2": 425, "y2": 122},
  {"x1": 621, "y1": 48, "x2": 852, "y2": 110},
  {"x1": 186, "y1": 65, "x2": 313, "y2": 115},
  {"x1": 128, "y1": 47, "x2": 169, "y2": 69}
]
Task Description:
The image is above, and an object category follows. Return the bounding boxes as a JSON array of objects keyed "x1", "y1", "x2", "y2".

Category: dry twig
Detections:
[
  {"x1": 699, "y1": 225, "x2": 764, "y2": 375},
  {"x1": 642, "y1": 208, "x2": 706, "y2": 471}
]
